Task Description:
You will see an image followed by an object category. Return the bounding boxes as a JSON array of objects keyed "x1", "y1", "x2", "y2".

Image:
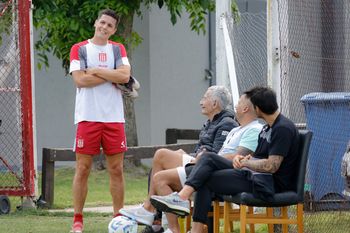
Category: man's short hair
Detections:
[
  {"x1": 208, "y1": 85, "x2": 232, "y2": 110},
  {"x1": 98, "y1": 9, "x2": 120, "y2": 25},
  {"x1": 244, "y1": 86, "x2": 278, "y2": 114}
]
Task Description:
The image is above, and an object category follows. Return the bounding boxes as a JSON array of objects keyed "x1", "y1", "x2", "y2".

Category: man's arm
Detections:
[
  {"x1": 86, "y1": 65, "x2": 131, "y2": 84},
  {"x1": 71, "y1": 70, "x2": 106, "y2": 88},
  {"x1": 209, "y1": 121, "x2": 238, "y2": 153},
  {"x1": 241, "y1": 155, "x2": 283, "y2": 173},
  {"x1": 223, "y1": 146, "x2": 254, "y2": 160}
]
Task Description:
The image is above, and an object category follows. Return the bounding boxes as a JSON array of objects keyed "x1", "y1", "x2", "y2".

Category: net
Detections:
[
  {"x1": 0, "y1": 0, "x2": 35, "y2": 196},
  {"x1": 225, "y1": 12, "x2": 267, "y2": 94},
  {"x1": 225, "y1": 0, "x2": 350, "y2": 232}
]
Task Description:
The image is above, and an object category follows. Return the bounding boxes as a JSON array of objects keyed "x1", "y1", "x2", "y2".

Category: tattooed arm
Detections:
[{"x1": 240, "y1": 155, "x2": 284, "y2": 173}]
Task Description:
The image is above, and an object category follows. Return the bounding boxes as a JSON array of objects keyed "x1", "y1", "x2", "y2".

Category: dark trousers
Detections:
[{"x1": 185, "y1": 152, "x2": 253, "y2": 224}]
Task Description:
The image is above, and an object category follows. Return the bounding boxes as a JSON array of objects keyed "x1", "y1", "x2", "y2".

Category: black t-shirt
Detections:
[{"x1": 254, "y1": 114, "x2": 299, "y2": 192}]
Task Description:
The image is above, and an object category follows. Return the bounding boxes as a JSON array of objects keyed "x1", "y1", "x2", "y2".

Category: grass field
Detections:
[
  {"x1": 51, "y1": 165, "x2": 150, "y2": 209},
  {"x1": 1, "y1": 165, "x2": 350, "y2": 232},
  {"x1": 1, "y1": 165, "x2": 150, "y2": 233}
]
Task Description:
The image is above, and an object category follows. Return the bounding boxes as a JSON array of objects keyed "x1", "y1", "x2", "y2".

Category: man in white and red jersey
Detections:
[{"x1": 69, "y1": 9, "x2": 131, "y2": 233}]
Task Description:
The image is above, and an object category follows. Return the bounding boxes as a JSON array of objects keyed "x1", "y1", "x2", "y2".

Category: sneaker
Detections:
[
  {"x1": 119, "y1": 205, "x2": 155, "y2": 226},
  {"x1": 140, "y1": 225, "x2": 164, "y2": 233},
  {"x1": 70, "y1": 221, "x2": 83, "y2": 233},
  {"x1": 163, "y1": 229, "x2": 173, "y2": 233},
  {"x1": 150, "y1": 192, "x2": 190, "y2": 217}
]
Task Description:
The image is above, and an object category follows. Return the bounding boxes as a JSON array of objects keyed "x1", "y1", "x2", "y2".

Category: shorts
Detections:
[
  {"x1": 176, "y1": 153, "x2": 195, "y2": 186},
  {"x1": 74, "y1": 121, "x2": 127, "y2": 155}
]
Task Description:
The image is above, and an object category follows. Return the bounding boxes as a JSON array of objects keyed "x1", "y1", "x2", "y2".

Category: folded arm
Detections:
[
  {"x1": 241, "y1": 155, "x2": 283, "y2": 173},
  {"x1": 71, "y1": 70, "x2": 107, "y2": 88},
  {"x1": 86, "y1": 65, "x2": 131, "y2": 84}
]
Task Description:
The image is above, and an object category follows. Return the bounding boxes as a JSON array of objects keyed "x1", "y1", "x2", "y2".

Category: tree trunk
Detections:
[{"x1": 118, "y1": 13, "x2": 138, "y2": 147}]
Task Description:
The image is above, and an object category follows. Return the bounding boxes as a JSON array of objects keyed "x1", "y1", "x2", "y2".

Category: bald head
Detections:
[{"x1": 234, "y1": 94, "x2": 257, "y2": 125}]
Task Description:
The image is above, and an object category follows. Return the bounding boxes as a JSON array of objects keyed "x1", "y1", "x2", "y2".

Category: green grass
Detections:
[
  {"x1": 2, "y1": 166, "x2": 350, "y2": 232},
  {"x1": 0, "y1": 209, "x2": 113, "y2": 233},
  {"x1": 3, "y1": 165, "x2": 150, "y2": 233},
  {"x1": 51, "y1": 166, "x2": 149, "y2": 209},
  {"x1": 8, "y1": 165, "x2": 149, "y2": 211}
]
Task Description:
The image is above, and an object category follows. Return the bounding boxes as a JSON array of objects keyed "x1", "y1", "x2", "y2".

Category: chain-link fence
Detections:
[
  {"x1": 0, "y1": 0, "x2": 35, "y2": 197},
  {"x1": 226, "y1": 0, "x2": 350, "y2": 232}
]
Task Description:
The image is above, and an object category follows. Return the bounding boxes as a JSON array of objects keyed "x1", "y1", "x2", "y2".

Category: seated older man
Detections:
[{"x1": 119, "y1": 86, "x2": 238, "y2": 232}]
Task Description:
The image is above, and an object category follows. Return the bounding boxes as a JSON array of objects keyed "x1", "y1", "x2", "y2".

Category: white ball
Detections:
[{"x1": 108, "y1": 215, "x2": 138, "y2": 233}]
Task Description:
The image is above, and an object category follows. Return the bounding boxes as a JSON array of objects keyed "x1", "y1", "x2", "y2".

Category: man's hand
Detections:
[
  {"x1": 191, "y1": 148, "x2": 207, "y2": 164},
  {"x1": 233, "y1": 154, "x2": 251, "y2": 169}
]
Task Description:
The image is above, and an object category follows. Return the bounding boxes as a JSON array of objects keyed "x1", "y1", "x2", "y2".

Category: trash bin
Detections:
[{"x1": 301, "y1": 92, "x2": 350, "y2": 210}]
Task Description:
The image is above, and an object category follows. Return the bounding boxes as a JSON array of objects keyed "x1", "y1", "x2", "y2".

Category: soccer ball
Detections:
[{"x1": 108, "y1": 215, "x2": 138, "y2": 233}]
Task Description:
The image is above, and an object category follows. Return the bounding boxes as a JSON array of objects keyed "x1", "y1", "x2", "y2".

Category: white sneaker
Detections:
[
  {"x1": 163, "y1": 229, "x2": 173, "y2": 233},
  {"x1": 119, "y1": 205, "x2": 155, "y2": 226},
  {"x1": 150, "y1": 192, "x2": 190, "y2": 217}
]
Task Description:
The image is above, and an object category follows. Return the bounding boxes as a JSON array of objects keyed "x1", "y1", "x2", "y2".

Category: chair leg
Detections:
[
  {"x1": 297, "y1": 203, "x2": 304, "y2": 233},
  {"x1": 267, "y1": 207, "x2": 274, "y2": 233},
  {"x1": 223, "y1": 202, "x2": 231, "y2": 233},
  {"x1": 240, "y1": 205, "x2": 247, "y2": 233},
  {"x1": 281, "y1": 207, "x2": 288, "y2": 233},
  {"x1": 248, "y1": 207, "x2": 255, "y2": 233},
  {"x1": 186, "y1": 200, "x2": 192, "y2": 232},
  {"x1": 213, "y1": 201, "x2": 220, "y2": 233}
]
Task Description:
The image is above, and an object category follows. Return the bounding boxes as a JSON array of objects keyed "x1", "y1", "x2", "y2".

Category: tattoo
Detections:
[{"x1": 242, "y1": 155, "x2": 283, "y2": 173}]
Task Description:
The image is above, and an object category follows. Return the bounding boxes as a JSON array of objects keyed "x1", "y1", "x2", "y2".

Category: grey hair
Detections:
[{"x1": 208, "y1": 85, "x2": 232, "y2": 110}]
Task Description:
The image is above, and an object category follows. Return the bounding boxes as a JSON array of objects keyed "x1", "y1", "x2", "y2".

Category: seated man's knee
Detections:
[
  {"x1": 201, "y1": 152, "x2": 217, "y2": 161},
  {"x1": 154, "y1": 148, "x2": 170, "y2": 161}
]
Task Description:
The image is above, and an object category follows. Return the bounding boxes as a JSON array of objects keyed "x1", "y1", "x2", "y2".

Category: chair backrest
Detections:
[{"x1": 296, "y1": 130, "x2": 313, "y2": 201}]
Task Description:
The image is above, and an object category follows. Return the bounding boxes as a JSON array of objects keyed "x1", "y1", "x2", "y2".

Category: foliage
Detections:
[
  {"x1": 0, "y1": 0, "x2": 13, "y2": 45},
  {"x1": 1, "y1": 0, "x2": 239, "y2": 70},
  {"x1": 32, "y1": 0, "x2": 215, "y2": 73},
  {"x1": 231, "y1": 0, "x2": 240, "y2": 23}
]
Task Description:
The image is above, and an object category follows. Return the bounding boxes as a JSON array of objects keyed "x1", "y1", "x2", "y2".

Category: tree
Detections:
[{"x1": 31, "y1": 0, "x2": 217, "y2": 146}]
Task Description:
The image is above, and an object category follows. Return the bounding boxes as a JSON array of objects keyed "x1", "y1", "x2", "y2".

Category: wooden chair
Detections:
[
  {"x1": 215, "y1": 129, "x2": 313, "y2": 233},
  {"x1": 186, "y1": 194, "x2": 254, "y2": 233}
]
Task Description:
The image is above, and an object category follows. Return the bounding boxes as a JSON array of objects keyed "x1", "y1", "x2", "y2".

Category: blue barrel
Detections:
[{"x1": 301, "y1": 92, "x2": 350, "y2": 202}]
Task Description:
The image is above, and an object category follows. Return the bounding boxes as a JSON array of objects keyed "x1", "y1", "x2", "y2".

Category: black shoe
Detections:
[{"x1": 140, "y1": 225, "x2": 164, "y2": 233}]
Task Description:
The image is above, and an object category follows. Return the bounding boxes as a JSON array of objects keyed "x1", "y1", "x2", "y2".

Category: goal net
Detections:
[{"x1": 0, "y1": 0, "x2": 35, "y2": 197}]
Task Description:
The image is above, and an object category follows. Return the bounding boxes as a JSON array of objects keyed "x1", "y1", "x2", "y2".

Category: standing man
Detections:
[{"x1": 69, "y1": 9, "x2": 131, "y2": 233}]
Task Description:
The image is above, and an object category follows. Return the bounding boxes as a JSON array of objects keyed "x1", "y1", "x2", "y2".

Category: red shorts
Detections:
[{"x1": 74, "y1": 121, "x2": 127, "y2": 155}]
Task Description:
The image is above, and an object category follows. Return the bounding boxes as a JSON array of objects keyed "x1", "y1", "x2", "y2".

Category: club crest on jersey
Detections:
[{"x1": 99, "y1": 52, "x2": 107, "y2": 62}]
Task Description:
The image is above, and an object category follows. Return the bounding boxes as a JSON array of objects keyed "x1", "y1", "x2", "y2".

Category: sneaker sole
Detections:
[
  {"x1": 150, "y1": 197, "x2": 189, "y2": 217},
  {"x1": 119, "y1": 209, "x2": 153, "y2": 226}
]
